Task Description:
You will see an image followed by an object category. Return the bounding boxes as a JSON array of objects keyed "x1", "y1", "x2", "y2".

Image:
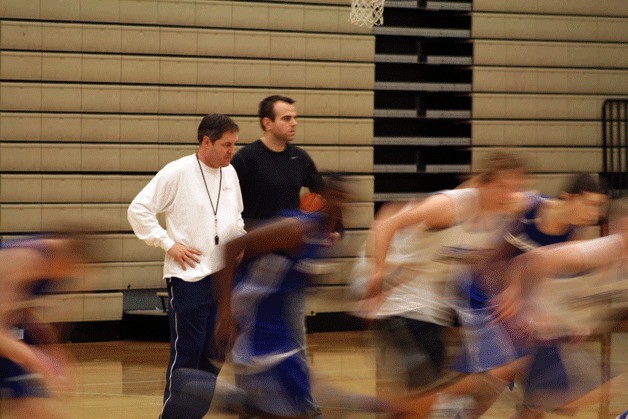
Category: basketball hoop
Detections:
[{"x1": 349, "y1": 0, "x2": 385, "y2": 28}]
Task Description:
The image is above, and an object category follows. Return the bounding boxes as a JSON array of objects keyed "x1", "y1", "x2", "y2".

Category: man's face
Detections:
[
  {"x1": 204, "y1": 131, "x2": 238, "y2": 168},
  {"x1": 484, "y1": 170, "x2": 528, "y2": 213},
  {"x1": 265, "y1": 101, "x2": 297, "y2": 142},
  {"x1": 568, "y1": 192, "x2": 608, "y2": 226}
]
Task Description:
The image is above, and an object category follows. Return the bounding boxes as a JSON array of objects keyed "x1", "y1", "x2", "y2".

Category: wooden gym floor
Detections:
[{"x1": 3, "y1": 330, "x2": 626, "y2": 418}]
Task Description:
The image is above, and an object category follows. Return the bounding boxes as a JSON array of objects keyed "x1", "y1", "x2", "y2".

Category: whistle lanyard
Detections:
[{"x1": 196, "y1": 154, "x2": 222, "y2": 245}]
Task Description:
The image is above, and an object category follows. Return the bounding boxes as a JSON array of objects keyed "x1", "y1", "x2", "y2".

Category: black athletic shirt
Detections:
[{"x1": 231, "y1": 139, "x2": 324, "y2": 227}]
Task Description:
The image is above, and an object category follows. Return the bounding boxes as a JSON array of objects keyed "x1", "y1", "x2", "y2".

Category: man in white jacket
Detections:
[{"x1": 127, "y1": 114, "x2": 245, "y2": 418}]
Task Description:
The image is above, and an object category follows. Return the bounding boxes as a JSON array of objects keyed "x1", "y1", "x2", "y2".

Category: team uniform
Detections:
[
  {"x1": 453, "y1": 195, "x2": 622, "y2": 411},
  {"x1": 521, "y1": 234, "x2": 626, "y2": 410},
  {"x1": 230, "y1": 210, "x2": 325, "y2": 418},
  {"x1": 454, "y1": 195, "x2": 575, "y2": 373},
  {"x1": 351, "y1": 188, "x2": 510, "y2": 388},
  {"x1": 0, "y1": 238, "x2": 57, "y2": 399}
]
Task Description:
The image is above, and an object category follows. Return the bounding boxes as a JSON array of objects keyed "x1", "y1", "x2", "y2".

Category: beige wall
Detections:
[
  {"x1": 0, "y1": 0, "x2": 374, "y2": 320},
  {"x1": 471, "y1": 1, "x2": 628, "y2": 195}
]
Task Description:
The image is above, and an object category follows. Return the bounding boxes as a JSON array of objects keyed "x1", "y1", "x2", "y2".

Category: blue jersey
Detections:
[
  {"x1": 503, "y1": 195, "x2": 574, "y2": 256},
  {"x1": 0, "y1": 237, "x2": 56, "y2": 296},
  {"x1": 0, "y1": 236, "x2": 55, "y2": 398},
  {"x1": 231, "y1": 210, "x2": 325, "y2": 371},
  {"x1": 469, "y1": 195, "x2": 575, "y2": 308}
]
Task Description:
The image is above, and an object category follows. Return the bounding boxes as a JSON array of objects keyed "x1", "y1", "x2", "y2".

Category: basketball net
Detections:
[{"x1": 349, "y1": 0, "x2": 385, "y2": 28}]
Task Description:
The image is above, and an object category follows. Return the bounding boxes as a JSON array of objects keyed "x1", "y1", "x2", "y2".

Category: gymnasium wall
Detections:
[
  {"x1": 471, "y1": 0, "x2": 628, "y2": 193},
  {"x1": 0, "y1": 0, "x2": 374, "y2": 322}
]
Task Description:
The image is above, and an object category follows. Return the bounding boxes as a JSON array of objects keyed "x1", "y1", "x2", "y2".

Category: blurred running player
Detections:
[{"x1": 0, "y1": 233, "x2": 87, "y2": 418}]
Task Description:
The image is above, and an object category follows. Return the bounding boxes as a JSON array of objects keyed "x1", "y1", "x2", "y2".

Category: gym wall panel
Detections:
[
  {"x1": 121, "y1": 57, "x2": 160, "y2": 84},
  {"x1": 346, "y1": 176, "x2": 374, "y2": 202},
  {"x1": 1, "y1": 174, "x2": 373, "y2": 204},
  {"x1": 81, "y1": 86, "x2": 122, "y2": 113},
  {"x1": 474, "y1": 40, "x2": 628, "y2": 69},
  {"x1": 2, "y1": 20, "x2": 374, "y2": 62},
  {"x1": 42, "y1": 54, "x2": 83, "y2": 81},
  {"x1": 0, "y1": 113, "x2": 42, "y2": 140},
  {"x1": 306, "y1": 146, "x2": 373, "y2": 172},
  {"x1": 38, "y1": 292, "x2": 123, "y2": 322},
  {"x1": 42, "y1": 23, "x2": 83, "y2": 51},
  {"x1": 472, "y1": 94, "x2": 620, "y2": 120},
  {"x1": 0, "y1": 83, "x2": 42, "y2": 111},
  {"x1": 159, "y1": 28, "x2": 198, "y2": 56},
  {"x1": 83, "y1": 24, "x2": 123, "y2": 52},
  {"x1": 338, "y1": 119, "x2": 374, "y2": 145},
  {"x1": 2, "y1": 52, "x2": 374, "y2": 90},
  {"x1": 1, "y1": 202, "x2": 370, "y2": 233},
  {"x1": 0, "y1": 175, "x2": 43, "y2": 202},
  {"x1": 84, "y1": 262, "x2": 163, "y2": 291},
  {"x1": 80, "y1": 145, "x2": 122, "y2": 172},
  {"x1": 119, "y1": 0, "x2": 159, "y2": 25},
  {"x1": 530, "y1": 174, "x2": 599, "y2": 197},
  {"x1": 473, "y1": 0, "x2": 628, "y2": 17},
  {"x1": 0, "y1": 21, "x2": 43, "y2": 49},
  {"x1": 120, "y1": 27, "x2": 161, "y2": 54},
  {"x1": 156, "y1": 145, "x2": 197, "y2": 168},
  {"x1": 473, "y1": 121, "x2": 600, "y2": 147},
  {"x1": 0, "y1": 143, "x2": 42, "y2": 171},
  {"x1": 0, "y1": 205, "x2": 42, "y2": 231},
  {"x1": 116, "y1": 145, "x2": 158, "y2": 172},
  {"x1": 41, "y1": 294, "x2": 85, "y2": 323},
  {"x1": 306, "y1": 34, "x2": 341, "y2": 60},
  {"x1": 341, "y1": 202, "x2": 374, "y2": 229},
  {"x1": 83, "y1": 55, "x2": 123, "y2": 83},
  {"x1": 0, "y1": 113, "x2": 373, "y2": 145},
  {"x1": 40, "y1": 0, "x2": 81, "y2": 20},
  {"x1": 83, "y1": 293, "x2": 124, "y2": 321},
  {"x1": 40, "y1": 204, "x2": 83, "y2": 228},
  {"x1": 42, "y1": 84, "x2": 82, "y2": 112},
  {"x1": 0, "y1": 0, "x2": 40, "y2": 19},
  {"x1": 41, "y1": 176, "x2": 83, "y2": 203},
  {"x1": 0, "y1": 143, "x2": 377, "y2": 173},
  {"x1": 81, "y1": 176, "x2": 123, "y2": 203},
  {"x1": 78, "y1": 0, "x2": 121, "y2": 22},
  {"x1": 121, "y1": 176, "x2": 152, "y2": 202},
  {"x1": 80, "y1": 115, "x2": 123, "y2": 143},
  {"x1": 472, "y1": 14, "x2": 628, "y2": 43},
  {"x1": 119, "y1": 116, "x2": 160, "y2": 143},
  {"x1": 473, "y1": 147, "x2": 603, "y2": 173},
  {"x1": 157, "y1": 1, "x2": 196, "y2": 26},
  {"x1": 0, "y1": 52, "x2": 42, "y2": 80},
  {"x1": 474, "y1": 67, "x2": 628, "y2": 95}
]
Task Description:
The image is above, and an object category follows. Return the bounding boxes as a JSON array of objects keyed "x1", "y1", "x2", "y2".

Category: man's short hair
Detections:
[
  {"x1": 565, "y1": 173, "x2": 606, "y2": 195},
  {"x1": 478, "y1": 150, "x2": 527, "y2": 184},
  {"x1": 197, "y1": 114, "x2": 239, "y2": 144},
  {"x1": 258, "y1": 95, "x2": 295, "y2": 130}
]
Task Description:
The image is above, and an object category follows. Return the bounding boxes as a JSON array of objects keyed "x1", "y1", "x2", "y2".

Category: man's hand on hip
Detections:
[{"x1": 167, "y1": 243, "x2": 202, "y2": 270}]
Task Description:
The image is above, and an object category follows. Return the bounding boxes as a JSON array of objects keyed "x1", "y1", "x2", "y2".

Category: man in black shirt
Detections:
[{"x1": 231, "y1": 95, "x2": 325, "y2": 229}]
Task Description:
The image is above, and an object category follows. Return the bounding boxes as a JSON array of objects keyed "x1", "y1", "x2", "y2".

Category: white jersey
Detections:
[
  {"x1": 526, "y1": 234, "x2": 627, "y2": 339},
  {"x1": 352, "y1": 188, "x2": 509, "y2": 326}
]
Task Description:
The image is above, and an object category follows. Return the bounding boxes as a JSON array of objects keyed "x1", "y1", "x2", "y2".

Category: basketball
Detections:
[{"x1": 300, "y1": 192, "x2": 326, "y2": 213}]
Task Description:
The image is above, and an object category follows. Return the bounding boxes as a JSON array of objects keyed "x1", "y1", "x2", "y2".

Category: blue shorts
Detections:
[
  {"x1": 236, "y1": 354, "x2": 320, "y2": 418},
  {"x1": 453, "y1": 275, "x2": 528, "y2": 373},
  {"x1": 0, "y1": 357, "x2": 47, "y2": 399}
]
